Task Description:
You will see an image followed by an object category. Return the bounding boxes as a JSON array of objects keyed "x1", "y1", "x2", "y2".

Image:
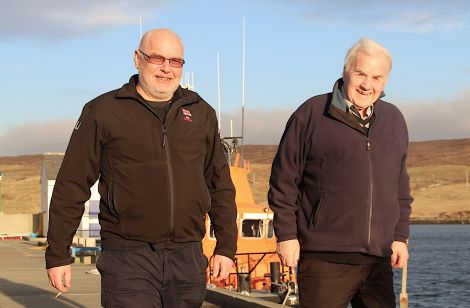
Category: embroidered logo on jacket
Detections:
[
  {"x1": 182, "y1": 108, "x2": 193, "y2": 122},
  {"x1": 74, "y1": 120, "x2": 82, "y2": 130}
]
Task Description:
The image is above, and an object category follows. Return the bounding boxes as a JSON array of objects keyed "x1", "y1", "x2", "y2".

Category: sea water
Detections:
[{"x1": 394, "y1": 224, "x2": 470, "y2": 308}]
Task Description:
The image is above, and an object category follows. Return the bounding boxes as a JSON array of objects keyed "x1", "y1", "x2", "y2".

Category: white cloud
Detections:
[
  {"x1": 0, "y1": 110, "x2": 293, "y2": 156},
  {"x1": 1, "y1": 91, "x2": 469, "y2": 156},
  {"x1": 221, "y1": 89, "x2": 470, "y2": 143},
  {"x1": 396, "y1": 89, "x2": 470, "y2": 141},
  {"x1": 0, "y1": 0, "x2": 171, "y2": 40},
  {"x1": 269, "y1": 0, "x2": 470, "y2": 33},
  {"x1": 0, "y1": 119, "x2": 74, "y2": 156},
  {"x1": 220, "y1": 108, "x2": 293, "y2": 144}
]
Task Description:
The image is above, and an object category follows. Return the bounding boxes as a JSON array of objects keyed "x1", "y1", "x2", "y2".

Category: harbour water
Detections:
[{"x1": 394, "y1": 225, "x2": 470, "y2": 308}]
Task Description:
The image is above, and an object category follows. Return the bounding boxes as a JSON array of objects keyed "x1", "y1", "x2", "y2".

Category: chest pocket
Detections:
[
  {"x1": 170, "y1": 123, "x2": 207, "y2": 166},
  {"x1": 106, "y1": 122, "x2": 162, "y2": 166}
]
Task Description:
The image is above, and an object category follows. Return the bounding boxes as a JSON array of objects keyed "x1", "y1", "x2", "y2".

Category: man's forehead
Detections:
[
  {"x1": 143, "y1": 39, "x2": 183, "y2": 55},
  {"x1": 353, "y1": 54, "x2": 390, "y2": 74}
]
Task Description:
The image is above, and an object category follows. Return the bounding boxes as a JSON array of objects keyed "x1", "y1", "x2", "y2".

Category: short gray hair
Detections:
[{"x1": 344, "y1": 38, "x2": 392, "y2": 73}]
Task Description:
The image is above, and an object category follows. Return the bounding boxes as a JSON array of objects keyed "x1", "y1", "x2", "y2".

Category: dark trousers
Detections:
[
  {"x1": 96, "y1": 240, "x2": 208, "y2": 308},
  {"x1": 297, "y1": 258, "x2": 395, "y2": 308}
]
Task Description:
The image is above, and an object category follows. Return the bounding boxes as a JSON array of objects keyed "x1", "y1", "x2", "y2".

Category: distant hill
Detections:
[
  {"x1": 1, "y1": 138, "x2": 469, "y2": 222},
  {"x1": 238, "y1": 139, "x2": 470, "y2": 223},
  {"x1": 0, "y1": 154, "x2": 42, "y2": 214},
  {"x1": 243, "y1": 138, "x2": 470, "y2": 166},
  {"x1": 407, "y1": 138, "x2": 470, "y2": 167}
]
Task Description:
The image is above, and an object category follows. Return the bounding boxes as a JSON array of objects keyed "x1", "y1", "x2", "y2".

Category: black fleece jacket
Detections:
[
  {"x1": 268, "y1": 79, "x2": 413, "y2": 258},
  {"x1": 46, "y1": 75, "x2": 237, "y2": 268}
]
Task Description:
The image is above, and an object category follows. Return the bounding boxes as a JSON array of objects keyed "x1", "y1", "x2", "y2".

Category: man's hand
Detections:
[
  {"x1": 47, "y1": 264, "x2": 72, "y2": 292},
  {"x1": 276, "y1": 239, "x2": 300, "y2": 267},
  {"x1": 212, "y1": 255, "x2": 234, "y2": 281},
  {"x1": 391, "y1": 241, "x2": 408, "y2": 269}
]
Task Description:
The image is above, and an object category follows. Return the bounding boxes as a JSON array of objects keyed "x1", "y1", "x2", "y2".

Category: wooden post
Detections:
[
  {"x1": 0, "y1": 171, "x2": 3, "y2": 214},
  {"x1": 399, "y1": 264, "x2": 408, "y2": 307}
]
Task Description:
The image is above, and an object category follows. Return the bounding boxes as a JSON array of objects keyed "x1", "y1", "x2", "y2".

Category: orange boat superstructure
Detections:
[{"x1": 202, "y1": 152, "x2": 285, "y2": 291}]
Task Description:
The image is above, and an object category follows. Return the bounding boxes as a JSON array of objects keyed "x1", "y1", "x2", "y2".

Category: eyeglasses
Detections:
[{"x1": 138, "y1": 50, "x2": 185, "y2": 68}]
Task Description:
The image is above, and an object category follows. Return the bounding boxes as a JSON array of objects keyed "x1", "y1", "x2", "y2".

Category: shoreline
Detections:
[{"x1": 411, "y1": 218, "x2": 470, "y2": 224}]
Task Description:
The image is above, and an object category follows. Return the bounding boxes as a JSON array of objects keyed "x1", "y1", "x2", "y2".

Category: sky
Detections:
[{"x1": 0, "y1": 0, "x2": 469, "y2": 156}]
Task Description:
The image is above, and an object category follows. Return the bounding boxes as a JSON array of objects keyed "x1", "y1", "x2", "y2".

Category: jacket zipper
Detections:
[
  {"x1": 133, "y1": 97, "x2": 193, "y2": 241},
  {"x1": 162, "y1": 125, "x2": 175, "y2": 240},
  {"x1": 366, "y1": 137, "x2": 373, "y2": 252}
]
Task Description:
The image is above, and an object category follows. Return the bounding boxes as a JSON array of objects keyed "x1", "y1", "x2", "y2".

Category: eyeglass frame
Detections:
[{"x1": 138, "y1": 50, "x2": 185, "y2": 68}]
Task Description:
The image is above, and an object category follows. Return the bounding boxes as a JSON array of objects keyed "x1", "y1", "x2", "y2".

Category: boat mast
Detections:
[
  {"x1": 217, "y1": 51, "x2": 221, "y2": 131},
  {"x1": 241, "y1": 17, "x2": 246, "y2": 167}
]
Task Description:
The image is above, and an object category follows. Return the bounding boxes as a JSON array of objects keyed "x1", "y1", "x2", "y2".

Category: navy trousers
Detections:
[
  {"x1": 96, "y1": 240, "x2": 208, "y2": 308},
  {"x1": 298, "y1": 258, "x2": 395, "y2": 308}
]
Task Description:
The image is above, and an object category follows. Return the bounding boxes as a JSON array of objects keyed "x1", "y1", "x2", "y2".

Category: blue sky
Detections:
[{"x1": 1, "y1": 0, "x2": 469, "y2": 155}]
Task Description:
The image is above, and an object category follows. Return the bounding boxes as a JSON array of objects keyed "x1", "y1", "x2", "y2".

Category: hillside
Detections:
[
  {"x1": 0, "y1": 154, "x2": 42, "y2": 214},
  {"x1": 1, "y1": 138, "x2": 469, "y2": 222},
  {"x1": 407, "y1": 138, "x2": 470, "y2": 167},
  {"x1": 242, "y1": 139, "x2": 470, "y2": 222},
  {"x1": 241, "y1": 138, "x2": 470, "y2": 167}
]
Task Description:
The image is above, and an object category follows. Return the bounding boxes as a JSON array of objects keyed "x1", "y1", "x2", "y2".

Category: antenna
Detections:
[
  {"x1": 241, "y1": 17, "x2": 246, "y2": 167},
  {"x1": 217, "y1": 51, "x2": 221, "y2": 131},
  {"x1": 230, "y1": 119, "x2": 233, "y2": 137},
  {"x1": 181, "y1": 72, "x2": 195, "y2": 90},
  {"x1": 139, "y1": 16, "x2": 143, "y2": 39}
]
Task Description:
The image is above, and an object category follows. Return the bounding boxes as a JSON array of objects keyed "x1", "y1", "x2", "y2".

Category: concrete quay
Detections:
[{"x1": 0, "y1": 239, "x2": 283, "y2": 307}]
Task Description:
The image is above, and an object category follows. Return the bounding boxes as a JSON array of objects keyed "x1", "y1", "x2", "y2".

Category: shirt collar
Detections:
[{"x1": 334, "y1": 79, "x2": 374, "y2": 119}]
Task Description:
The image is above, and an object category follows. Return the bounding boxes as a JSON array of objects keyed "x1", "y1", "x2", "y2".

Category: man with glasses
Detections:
[
  {"x1": 269, "y1": 38, "x2": 412, "y2": 307},
  {"x1": 46, "y1": 28, "x2": 237, "y2": 307}
]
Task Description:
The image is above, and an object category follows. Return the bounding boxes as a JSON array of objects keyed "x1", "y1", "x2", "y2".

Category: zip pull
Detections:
[
  {"x1": 366, "y1": 141, "x2": 371, "y2": 151},
  {"x1": 162, "y1": 126, "x2": 167, "y2": 147},
  {"x1": 162, "y1": 134, "x2": 167, "y2": 147}
]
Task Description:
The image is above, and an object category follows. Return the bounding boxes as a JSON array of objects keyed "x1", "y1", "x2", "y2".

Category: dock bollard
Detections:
[{"x1": 269, "y1": 262, "x2": 281, "y2": 293}]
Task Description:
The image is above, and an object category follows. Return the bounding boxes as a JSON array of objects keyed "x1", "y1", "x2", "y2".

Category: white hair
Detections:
[{"x1": 344, "y1": 38, "x2": 392, "y2": 73}]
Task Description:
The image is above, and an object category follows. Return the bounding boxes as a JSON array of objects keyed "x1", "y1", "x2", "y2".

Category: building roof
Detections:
[{"x1": 42, "y1": 153, "x2": 64, "y2": 181}]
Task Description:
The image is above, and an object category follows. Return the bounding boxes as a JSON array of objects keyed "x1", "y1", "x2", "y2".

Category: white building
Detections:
[{"x1": 40, "y1": 153, "x2": 100, "y2": 238}]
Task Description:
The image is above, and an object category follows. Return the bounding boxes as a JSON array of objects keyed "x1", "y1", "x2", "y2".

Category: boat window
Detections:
[
  {"x1": 241, "y1": 219, "x2": 264, "y2": 238},
  {"x1": 268, "y1": 220, "x2": 274, "y2": 238}
]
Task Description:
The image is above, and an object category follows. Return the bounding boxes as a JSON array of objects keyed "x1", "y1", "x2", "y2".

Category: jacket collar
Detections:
[
  {"x1": 327, "y1": 78, "x2": 384, "y2": 135},
  {"x1": 330, "y1": 78, "x2": 385, "y2": 116},
  {"x1": 115, "y1": 74, "x2": 201, "y2": 108}
]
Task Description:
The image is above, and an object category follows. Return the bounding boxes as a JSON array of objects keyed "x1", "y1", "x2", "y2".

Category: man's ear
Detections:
[{"x1": 134, "y1": 50, "x2": 140, "y2": 70}]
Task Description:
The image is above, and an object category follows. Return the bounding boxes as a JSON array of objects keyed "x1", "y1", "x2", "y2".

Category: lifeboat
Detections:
[{"x1": 202, "y1": 139, "x2": 297, "y2": 303}]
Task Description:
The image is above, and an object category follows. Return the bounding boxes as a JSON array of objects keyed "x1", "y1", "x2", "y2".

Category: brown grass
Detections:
[
  {"x1": 246, "y1": 163, "x2": 470, "y2": 219},
  {"x1": 1, "y1": 139, "x2": 469, "y2": 219},
  {"x1": 0, "y1": 155, "x2": 42, "y2": 214},
  {"x1": 407, "y1": 138, "x2": 470, "y2": 167},
  {"x1": 243, "y1": 141, "x2": 470, "y2": 221}
]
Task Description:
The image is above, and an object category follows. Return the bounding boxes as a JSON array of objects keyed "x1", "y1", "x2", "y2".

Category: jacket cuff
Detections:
[
  {"x1": 213, "y1": 248, "x2": 236, "y2": 261},
  {"x1": 45, "y1": 257, "x2": 75, "y2": 269},
  {"x1": 276, "y1": 233, "x2": 298, "y2": 242},
  {"x1": 393, "y1": 235, "x2": 408, "y2": 243}
]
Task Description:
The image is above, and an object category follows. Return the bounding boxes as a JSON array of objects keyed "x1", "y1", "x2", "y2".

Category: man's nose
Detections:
[
  {"x1": 361, "y1": 77, "x2": 372, "y2": 89},
  {"x1": 161, "y1": 59, "x2": 172, "y2": 72}
]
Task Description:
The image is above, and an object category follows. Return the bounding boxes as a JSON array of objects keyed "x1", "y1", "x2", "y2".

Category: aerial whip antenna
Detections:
[
  {"x1": 217, "y1": 51, "x2": 221, "y2": 131},
  {"x1": 240, "y1": 17, "x2": 246, "y2": 167}
]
